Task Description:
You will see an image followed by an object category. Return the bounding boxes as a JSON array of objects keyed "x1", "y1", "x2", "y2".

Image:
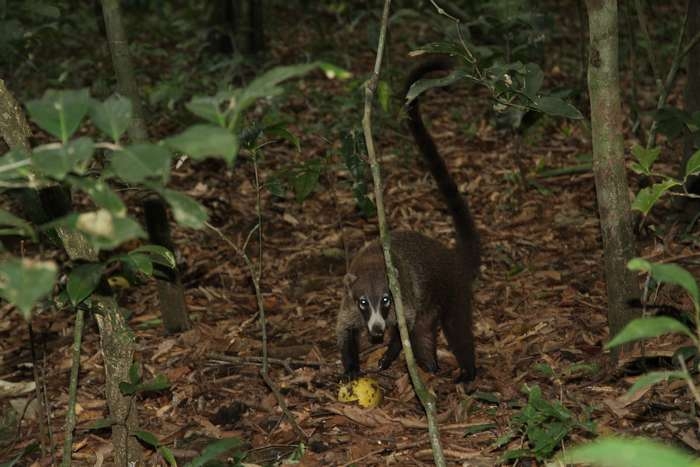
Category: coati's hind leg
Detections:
[
  {"x1": 442, "y1": 293, "x2": 476, "y2": 382},
  {"x1": 378, "y1": 326, "x2": 402, "y2": 370},
  {"x1": 411, "y1": 316, "x2": 439, "y2": 373}
]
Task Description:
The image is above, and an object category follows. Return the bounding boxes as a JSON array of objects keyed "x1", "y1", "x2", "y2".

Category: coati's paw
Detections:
[
  {"x1": 378, "y1": 355, "x2": 391, "y2": 371},
  {"x1": 454, "y1": 367, "x2": 476, "y2": 383},
  {"x1": 341, "y1": 369, "x2": 360, "y2": 382}
]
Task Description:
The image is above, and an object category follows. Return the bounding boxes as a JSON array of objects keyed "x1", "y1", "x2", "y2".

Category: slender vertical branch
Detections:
[
  {"x1": 361, "y1": 1, "x2": 446, "y2": 465},
  {"x1": 61, "y1": 306, "x2": 85, "y2": 467},
  {"x1": 633, "y1": 0, "x2": 662, "y2": 91}
]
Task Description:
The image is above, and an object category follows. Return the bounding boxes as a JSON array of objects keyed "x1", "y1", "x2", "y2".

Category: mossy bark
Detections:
[{"x1": 585, "y1": 0, "x2": 639, "y2": 340}]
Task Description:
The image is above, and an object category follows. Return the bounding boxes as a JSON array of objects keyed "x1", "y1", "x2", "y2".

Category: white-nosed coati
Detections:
[{"x1": 336, "y1": 58, "x2": 481, "y2": 383}]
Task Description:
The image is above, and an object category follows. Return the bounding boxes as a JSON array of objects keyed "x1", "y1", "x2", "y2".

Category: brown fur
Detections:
[{"x1": 336, "y1": 59, "x2": 480, "y2": 382}]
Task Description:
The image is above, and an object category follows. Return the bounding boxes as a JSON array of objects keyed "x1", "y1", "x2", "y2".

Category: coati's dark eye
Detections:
[
  {"x1": 358, "y1": 297, "x2": 369, "y2": 311},
  {"x1": 381, "y1": 294, "x2": 391, "y2": 307}
]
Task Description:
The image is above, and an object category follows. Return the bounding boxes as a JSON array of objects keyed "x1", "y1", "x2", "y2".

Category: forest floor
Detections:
[{"x1": 1, "y1": 2, "x2": 699, "y2": 466}]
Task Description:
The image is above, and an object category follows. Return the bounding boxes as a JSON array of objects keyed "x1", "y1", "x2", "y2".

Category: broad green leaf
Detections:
[
  {"x1": 0, "y1": 209, "x2": 35, "y2": 239},
  {"x1": 529, "y1": 96, "x2": 583, "y2": 120},
  {"x1": 242, "y1": 63, "x2": 318, "y2": 105},
  {"x1": 317, "y1": 61, "x2": 352, "y2": 80},
  {"x1": 123, "y1": 253, "x2": 153, "y2": 276},
  {"x1": 186, "y1": 437, "x2": 243, "y2": 467},
  {"x1": 89, "y1": 95, "x2": 132, "y2": 142},
  {"x1": 69, "y1": 177, "x2": 126, "y2": 216},
  {"x1": 626, "y1": 371, "x2": 686, "y2": 398},
  {"x1": 685, "y1": 148, "x2": 700, "y2": 177},
  {"x1": 605, "y1": 317, "x2": 696, "y2": 349},
  {"x1": 32, "y1": 137, "x2": 95, "y2": 179},
  {"x1": 628, "y1": 258, "x2": 700, "y2": 307},
  {"x1": 0, "y1": 149, "x2": 31, "y2": 181},
  {"x1": 631, "y1": 179, "x2": 680, "y2": 215},
  {"x1": 0, "y1": 258, "x2": 57, "y2": 319},
  {"x1": 131, "y1": 245, "x2": 176, "y2": 269},
  {"x1": 185, "y1": 91, "x2": 236, "y2": 126},
  {"x1": 291, "y1": 159, "x2": 322, "y2": 202},
  {"x1": 523, "y1": 63, "x2": 544, "y2": 98},
  {"x1": 134, "y1": 430, "x2": 160, "y2": 448},
  {"x1": 120, "y1": 374, "x2": 170, "y2": 395},
  {"x1": 630, "y1": 162, "x2": 650, "y2": 176},
  {"x1": 556, "y1": 436, "x2": 699, "y2": 467},
  {"x1": 110, "y1": 143, "x2": 171, "y2": 183},
  {"x1": 631, "y1": 145, "x2": 661, "y2": 173},
  {"x1": 26, "y1": 89, "x2": 90, "y2": 143},
  {"x1": 165, "y1": 124, "x2": 238, "y2": 165},
  {"x1": 159, "y1": 189, "x2": 208, "y2": 229},
  {"x1": 406, "y1": 68, "x2": 469, "y2": 105},
  {"x1": 129, "y1": 362, "x2": 140, "y2": 384},
  {"x1": 67, "y1": 263, "x2": 105, "y2": 305},
  {"x1": 75, "y1": 210, "x2": 146, "y2": 250}
]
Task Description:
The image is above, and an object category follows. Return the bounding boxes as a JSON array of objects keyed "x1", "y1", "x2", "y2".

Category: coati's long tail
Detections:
[{"x1": 404, "y1": 58, "x2": 481, "y2": 277}]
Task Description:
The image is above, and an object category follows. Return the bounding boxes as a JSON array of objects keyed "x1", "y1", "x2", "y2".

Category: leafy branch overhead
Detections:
[{"x1": 0, "y1": 61, "x2": 347, "y2": 319}]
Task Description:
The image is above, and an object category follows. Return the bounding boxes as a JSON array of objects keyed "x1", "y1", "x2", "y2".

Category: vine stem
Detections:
[{"x1": 361, "y1": 0, "x2": 446, "y2": 465}]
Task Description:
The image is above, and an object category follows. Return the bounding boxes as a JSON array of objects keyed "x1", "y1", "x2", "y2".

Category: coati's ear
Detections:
[{"x1": 343, "y1": 273, "x2": 357, "y2": 290}]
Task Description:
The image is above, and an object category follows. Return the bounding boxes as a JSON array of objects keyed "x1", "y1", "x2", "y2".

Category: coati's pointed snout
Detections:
[{"x1": 369, "y1": 324, "x2": 385, "y2": 341}]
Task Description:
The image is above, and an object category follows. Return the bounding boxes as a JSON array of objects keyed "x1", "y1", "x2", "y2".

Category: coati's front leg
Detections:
[
  {"x1": 339, "y1": 327, "x2": 361, "y2": 379},
  {"x1": 378, "y1": 326, "x2": 402, "y2": 370}
]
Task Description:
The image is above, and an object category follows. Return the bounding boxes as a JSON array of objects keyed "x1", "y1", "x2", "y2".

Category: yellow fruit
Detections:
[
  {"x1": 337, "y1": 377, "x2": 382, "y2": 408},
  {"x1": 108, "y1": 276, "x2": 131, "y2": 289}
]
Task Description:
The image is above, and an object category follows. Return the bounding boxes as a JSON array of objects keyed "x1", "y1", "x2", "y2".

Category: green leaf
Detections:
[
  {"x1": 628, "y1": 258, "x2": 700, "y2": 307},
  {"x1": 134, "y1": 430, "x2": 160, "y2": 449},
  {"x1": 32, "y1": 137, "x2": 95, "y2": 179},
  {"x1": 185, "y1": 91, "x2": 235, "y2": 126},
  {"x1": 137, "y1": 374, "x2": 170, "y2": 393},
  {"x1": 129, "y1": 362, "x2": 140, "y2": 384},
  {"x1": 165, "y1": 124, "x2": 238, "y2": 165},
  {"x1": 159, "y1": 189, "x2": 208, "y2": 229},
  {"x1": 464, "y1": 423, "x2": 497, "y2": 436},
  {"x1": 90, "y1": 95, "x2": 132, "y2": 142},
  {"x1": 557, "y1": 436, "x2": 699, "y2": 467},
  {"x1": 685, "y1": 149, "x2": 700, "y2": 177},
  {"x1": 605, "y1": 317, "x2": 696, "y2": 349},
  {"x1": 26, "y1": 89, "x2": 90, "y2": 143},
  {"x1": 186, "y1": 437, "x2": 243, "y2": 467},
  {"x1": 632, "y1": 179, "x2": 680, "y2": 215},
  {"x1": 86, "y1": 418, "x2": 114, "y2": 430},
  {"x1": 131, "y1": 245, "x2": 176, "y2": 269},
  {"x1": 0, "y1": 149, "x2": 31, "y2": 181},
  {"x1": 110, "y1": 143, "x2": 171, "y2": 183},
  {"x1": 626, "y1": 371, "x2": 686, "y2": 398},
  {"x1": 75, "y1": 210, "x2": 147, "y2": 250},
  {"x1": 0, "y1": 209, "x2": 35, "y2": 240},
  {"x1": 317, "y1": 61, "x2": 352, "y2": 80},
  {"x1": 529, "y1": 96, "x2": 583, "y2": 120},
  {"x1": 67, "y1": 263, "x2": 105, "y2": 305},
  {"x1": 0, "y1": 258, "x2": 57, "y2": 319},
  {"x1": 69, "y1": 177, "x2": 126, "y2": 216},
  {"x1": 631, "y1": 145, "x2": 661, "y2": 173},
  {"x1": 406, "y1": 68, "x2": 469, "y2": 105},
  {"x1": 291, "y1": 159, "x2": 322, "y2": 202},
  {"x1": 523, "y1": 63, "x2": 544, "y2": 98},
  {"x1": 124, "y1": 253, "x2": 153, "y2": 276},
  {"x1": 159, "y1": 446, "x2": 177, "y2": 467}
]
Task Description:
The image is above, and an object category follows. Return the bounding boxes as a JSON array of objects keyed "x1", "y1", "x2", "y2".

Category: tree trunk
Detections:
[
  {"x1": 248, "y1": 0, "x2": 265, "y2": 54},
  {"x1": 100, "y1": 0, "x2": 190, "y2": 334},
  {"x1": 585, "y1": 0, "x2": 639, "y2": 341}
]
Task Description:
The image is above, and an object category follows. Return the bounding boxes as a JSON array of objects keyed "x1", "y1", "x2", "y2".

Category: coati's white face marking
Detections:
[{"x1": 358, "y1": 293, "x2": 392, "y2": 337}]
